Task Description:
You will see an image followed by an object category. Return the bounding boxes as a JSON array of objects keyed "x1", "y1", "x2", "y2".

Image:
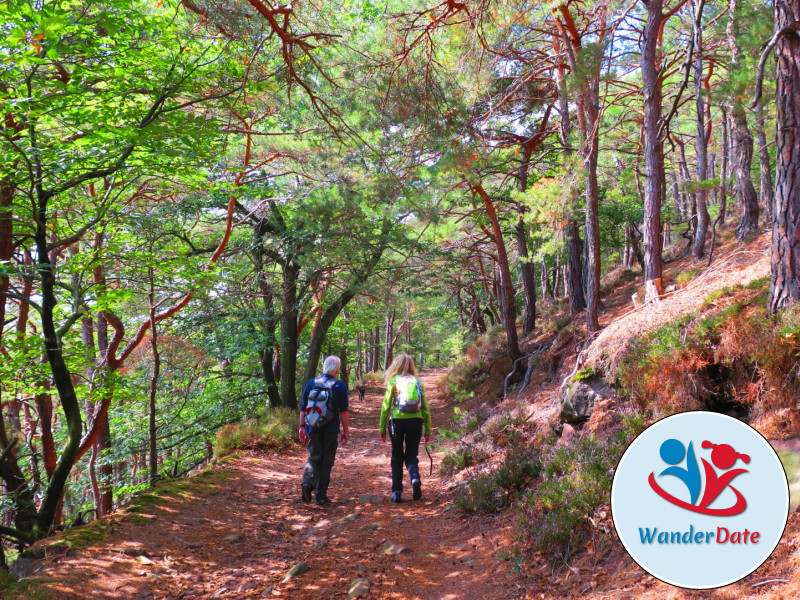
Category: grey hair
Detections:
[{"x1": 322, "y1": 355, "x2": 342, "y2": 375}]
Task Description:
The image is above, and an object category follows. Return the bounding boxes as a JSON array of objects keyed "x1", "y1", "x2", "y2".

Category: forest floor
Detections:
[
  {"x1": 7, "y1": 369, "x2": 527, "y2": 600},
  {"x1": 8, "y1": 229, "x2": 800, "y2": 600}
]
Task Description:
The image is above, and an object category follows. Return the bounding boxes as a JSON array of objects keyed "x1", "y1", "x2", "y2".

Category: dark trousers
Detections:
[
  {"x1": 390, "y1": 418, "x2": 423, "y2": 493},
  {"x1": 302, "y1": 429, "x2": 339, "y2": 499}
]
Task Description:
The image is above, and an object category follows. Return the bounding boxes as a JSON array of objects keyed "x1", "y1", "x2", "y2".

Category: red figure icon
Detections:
[{"x1": 697, "y1": 441, "x2": 749, "y2": 512}]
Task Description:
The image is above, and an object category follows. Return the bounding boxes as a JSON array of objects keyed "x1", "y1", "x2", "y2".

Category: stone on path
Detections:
[
  {"x1": 337, "y1": 511, "x2": 360, "y2": 524},
  {"x1": 358, "y1": 494, "x2": 384, "y2": 504},
  {"x1": 224, "y1": 534, "x2": 244, "y2": 544},
  {"x1": 348, "y1": 577, "x2": 373, "y2": 598},
  {"x1": 282, "y1": 561, "x2": 309, "y2": 583},
  {"x1": 381, "y1": 541, "x2": 408, "y2": 556}
]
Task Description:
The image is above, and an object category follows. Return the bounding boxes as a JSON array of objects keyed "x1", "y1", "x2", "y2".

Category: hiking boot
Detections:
[
  {"x1": 316, "y1": 496, "x2": 332, "y2": 506},
  {"x1": 391, "y1": 491, "x2": 402, "y2": 503},
  {"x1": 301, "y1": 483, "x2": 313, "y2": 504},
  {"x1": 411, "y1": 479, "x2": 422, "y2": 500}
]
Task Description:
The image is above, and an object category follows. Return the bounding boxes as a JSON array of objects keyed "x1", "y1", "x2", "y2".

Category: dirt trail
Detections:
[{"x1": 16, "y1": 370, "x2": 520, "y2": 600}]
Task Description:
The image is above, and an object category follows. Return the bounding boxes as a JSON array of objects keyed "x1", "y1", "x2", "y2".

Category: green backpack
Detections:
[{"x1": 394, "y1": 375, "x2": 422, "y2": 413}]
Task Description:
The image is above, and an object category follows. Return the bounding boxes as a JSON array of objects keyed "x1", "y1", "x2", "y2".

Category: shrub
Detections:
[
  {"x1": 440, "y1": 445, "x2": 482, "y2": 476},
  {"x1": 454, "y1": 440, "x2": 541, "y2": 514},
  {"x1": 440, "y1": 325, "x2": 506, "y2": 400},
  {"x1": 618, "y1": 281, "x2": 800, "y2": 431},
  {"x1": 675, "y1": 267, "x2": 702, "y2": 287},
  {"x1": 214, "y1": 407, "x2": 296, "y2": 456},
  {"x1": 515, "y1": 435, "x2": 620, "y2": 560}
]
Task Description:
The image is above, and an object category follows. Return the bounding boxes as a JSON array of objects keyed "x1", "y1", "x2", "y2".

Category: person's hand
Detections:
[
  {"x1": 424, "y1": 435, "x2": 431, "y2": 444},
  {"x1": 299, "y1": 427, "x2": 308, "y2": 443},
  {"x1": 340, "y1": 430, "x2": 350, "y2": 445},
  {"x1": 380, "y1": 432, "x2": 387, "y2": 443}
]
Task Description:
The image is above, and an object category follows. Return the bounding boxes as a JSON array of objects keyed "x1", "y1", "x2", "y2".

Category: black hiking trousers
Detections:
[
  {"x1": 303, "y1": 429, "x2": 339, "y2": 500},
  {"x1": 389, "y1": 417, "x2": 423, "y2": 493}
]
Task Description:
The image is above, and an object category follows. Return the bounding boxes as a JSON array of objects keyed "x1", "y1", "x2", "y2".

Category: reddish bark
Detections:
[
  {"x1": 472, "y1": 183, "x2": 522, "y2": 362},
  {"x1": 770, "y1": 1, "x2": 800, "y2": 311}
]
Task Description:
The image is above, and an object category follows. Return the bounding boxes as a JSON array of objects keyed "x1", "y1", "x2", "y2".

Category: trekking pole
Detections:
[{"x1": 425, "y1": 439, "x2": 433, "y2": 477}]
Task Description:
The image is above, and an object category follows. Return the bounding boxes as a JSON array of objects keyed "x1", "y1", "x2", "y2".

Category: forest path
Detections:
[{"x1": 20, "y1": 369, "x2": 520, "y2": 600}]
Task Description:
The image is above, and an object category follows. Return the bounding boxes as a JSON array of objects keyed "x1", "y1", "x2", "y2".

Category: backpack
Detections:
[
  {"x1": 394, "y1": 375, "x2": 422, "y2": 413},
  {"x1": 304, "y1": 377, "x2": 337, "y2": 429}
]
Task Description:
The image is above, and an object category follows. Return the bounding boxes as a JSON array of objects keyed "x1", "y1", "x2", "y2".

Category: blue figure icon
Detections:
[{"x1": 658, "y1": 438, "x2": 701, "y2": 505}]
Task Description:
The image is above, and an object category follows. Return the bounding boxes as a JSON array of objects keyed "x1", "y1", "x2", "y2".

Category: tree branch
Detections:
[{"x1": 752, "y1": 24, "x2": 800, "y2": 109}]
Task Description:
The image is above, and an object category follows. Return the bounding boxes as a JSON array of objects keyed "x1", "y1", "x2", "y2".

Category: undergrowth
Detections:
[
  {"x1": 440, "y1": 325, "x2": 506, "y2": 402},
  {"x1": 454, "y1": 435, "x2": 543, "y2": 514},
  {"x1": 617, "y1": 280, "x2": 800, "y2": 430},
  {"x1": 453, "y1": 413, "x2": 645, "y2": 561},
  {"x1": 214, "y1": 407, "x2": 296, "y2": 456}
]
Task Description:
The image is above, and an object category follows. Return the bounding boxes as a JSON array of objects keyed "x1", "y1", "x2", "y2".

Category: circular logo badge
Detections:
[{"x1": 611, "y1": 411, "x2": 789, "y2": 589}]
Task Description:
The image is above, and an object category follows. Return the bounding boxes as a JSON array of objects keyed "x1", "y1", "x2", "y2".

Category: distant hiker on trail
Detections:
[
  {"x1": 379, "y1": 353, "x2": 431, "y2": 503},
  {"x1": 356, "y1": 382, "x2": 367, "y2": 402},
  {"x1": 299, "y1": 355, "x2": 350, "y2": 506}
]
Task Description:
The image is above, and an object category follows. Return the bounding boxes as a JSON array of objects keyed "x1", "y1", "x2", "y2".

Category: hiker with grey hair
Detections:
[{"x1": 299, "y1": 355, "x2": 350, "y2": 505}]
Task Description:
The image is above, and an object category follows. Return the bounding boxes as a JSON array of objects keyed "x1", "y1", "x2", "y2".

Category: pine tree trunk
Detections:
[
  {"x1": 692, "y1": 1, "x2": 710, "y2": 262},
  {"x1": 754, "y1": 102, "x2": 775, "y2": 222},
  {"x1": 731, "y1": 105, "x2": 760, "y2": 239},
  {"x1": 728, "y1": 0, "x2": 760, "y2": 240},
  {"x1": 642, "y1": 0, "x2": 665, "y2": 301},
  {"x1": 720, "y1": 107, "x2": 729, "y2": 224},
  {"x1": 770, "y1": 0, "x2": 800, "y2": 311},
  {"x1": 474, "y1": 183, "x2": 522, "y2": 362},
  {"x1": 515, "y1": 214, "x2": 537, "y2": 336},
  {"x1": 280, "y1": 260, "x2": 300, "y2": 410},
  {"x1": 516, "y1": 136, "x2": 538, "y2": 336}
]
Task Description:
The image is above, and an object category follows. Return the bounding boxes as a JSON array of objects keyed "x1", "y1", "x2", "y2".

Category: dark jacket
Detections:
[{"x1": 300, "y1": 374, "x2": 349, "y2": 434}]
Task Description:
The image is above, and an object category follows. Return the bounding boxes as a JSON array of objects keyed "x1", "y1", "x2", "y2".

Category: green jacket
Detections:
[{"x1": 379, "y1": 375, "x2": 432, "y2": 436}]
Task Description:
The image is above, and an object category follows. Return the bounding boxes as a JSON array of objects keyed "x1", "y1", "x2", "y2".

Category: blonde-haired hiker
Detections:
[{"x1": 379, "y1": 353, "x2": 432, "y2": 503}]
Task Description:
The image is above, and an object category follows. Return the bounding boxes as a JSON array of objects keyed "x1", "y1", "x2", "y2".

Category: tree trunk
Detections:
[
  {"x1": 33, "y1": 189, "x2": 84, "y2": 540},
  {"x1": 279, "y1": 259, "x2": 300, "y2": 410},
  {"x1": 252, "y1": 224, "x2": 282, "y2": 408},
  {"x1": 642, "y1": 0, "x2": 666, "y2": 301},
  {"x1": 148, "y1": 268, "x2": 160, "y2": 486},
  {"x1": 754, "y1": 102, "x2": 774, "y2": 222},
  {"x1": 728, "y1": 0, "x2": 760, "y2": 240},
  {"x1": 0, "y1": 184, "x2": 35, "y2": 537},
  {"x1": 565, "y1": 219, "x2": 586, "y2": 312},
  {"x1": 473, "y1": 183, "x2": 522, "y2": 362},
  {"x1": 516, "y1": 131, "x2": 542, "y2": 336},
  {"x1": 0, "y1": 190, "x2": 38, "y2": 538},
  {"x1": 303, "y1": 220, "x2": 391, "y2": 381},
  {"x1": 553, "y1": 31, "x2": 586, "y2": 315},
  {"x1": 515, "y1": 214, "x2": 537, "y2": 336},
  {"x1": 692, "y1": 0, "x2": 710, "y2": 262},
  {"x1": 720, "y1": 107, "x2": 729, "y2": 224},
  {"x1": 552, "y1": 254, "x2": 560, "y2": 298},
  {"x1": 770, "y1": 0, "x2": 800, "y2": 311},
  {"x1": 583, "y1": 127, "x2": 602, "y2": 332},
  {"x1": 372, "y1": 325, "x2": 381, "y2": 372},
  {"x1": 731, "y1": 106, "x2": 760, "y2": 239},
  {"x1": 383, "y1": 310, "x2": 395, "y2": 370}
]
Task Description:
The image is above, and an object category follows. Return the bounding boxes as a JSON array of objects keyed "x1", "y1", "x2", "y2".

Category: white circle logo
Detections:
[{"x1": 611, "y1": 411, "x2": 789, "y2": 589}]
